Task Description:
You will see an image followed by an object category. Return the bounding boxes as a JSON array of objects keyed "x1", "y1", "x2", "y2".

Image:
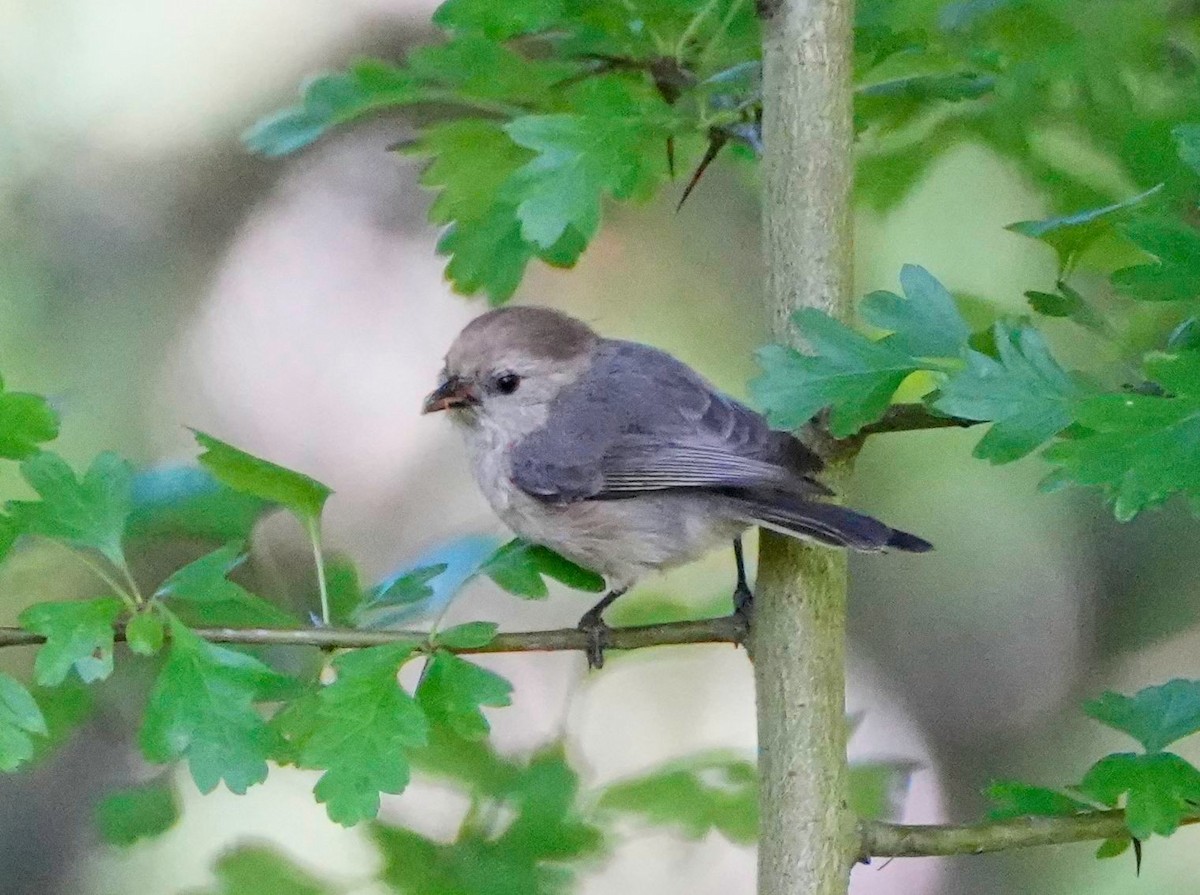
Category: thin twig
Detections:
[
  {"x1": 0, "y1": 615, "x2": 748, "y2": 654},
  {"x1": 859, "y1": 812, "x2": 1200, "y2": 859}
]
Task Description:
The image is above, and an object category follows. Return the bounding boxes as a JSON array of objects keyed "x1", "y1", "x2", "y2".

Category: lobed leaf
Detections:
[
  {"x1": 7, "y1": 451, "x2": 133, "y2": 567},
  {"x1": 0, "y1": 673, "x2": 47, "y2": 772},
  {"x1": 140, "y1": 618, "x2": 293, "y2": 794},
  {"x1": 480, "y1": 539, "x2": 604, "y2": 599},
  {"x1": 751, "y1": 309, "x2": 922, "y2": 436},
  {"x1": 155, "y1": 542, "x2": 295, "y2": 628},
  {"x1": 1042, "y1": 351, "x2": 1200, "y2": 520},
  {"x1": 243, "y1": 61, "x2": 422, "y2": 157},
  {"x1": 503, "y1": 78, "x2": 674, "y2": 249},
  {"x1": 0, "y1": 376, "x2": 59, "y2": 460},
  {"x1": 297, "y1": 643, "x2": 428, "y2": 825},
  {"x1": 860, "y1": 264, "x2": 970, "y2": 359},
  {"x1": 1078, "y1": 752, "x2": 1200, "y2": 840},
  {"x1": 193, "y1": 431, "x2": 331, "y2": 522},
  {"x1": 416, "y1": 650, "x2": 512, "y2": 740},
  {"x1": 1085, "y1": 679, "x2": 1200, "y2": 753},
  {"x1": 18, "y1": 597, "x2": 125, "y2": 686},
  {"x1": 1006, "y1": 184, "x2": 1164, "y2": 274},
  {"x1": 1112, "y1": 219, "x2": 1200, "y2": 302},
  {"x1": 933, "y1": 323, "x2": 1085, "y2": 463}
]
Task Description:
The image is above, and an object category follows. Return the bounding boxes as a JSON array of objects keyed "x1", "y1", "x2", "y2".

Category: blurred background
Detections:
[{"x1": 2, "y1": 1, "x2": 1199, "y2": 893}]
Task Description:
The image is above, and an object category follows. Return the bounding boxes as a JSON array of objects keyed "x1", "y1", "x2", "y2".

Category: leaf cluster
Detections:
[{"x1": 989, "y1": 679, "x2": 1200, "y2": 851}]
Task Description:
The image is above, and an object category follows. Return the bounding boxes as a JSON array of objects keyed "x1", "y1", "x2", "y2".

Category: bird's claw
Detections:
[
  {"x1": 731, "y1": 585, "x2": 754, "y2": 644},
  {"x1": 577, "y1": 609, "x2": 611, "y2": 670}
]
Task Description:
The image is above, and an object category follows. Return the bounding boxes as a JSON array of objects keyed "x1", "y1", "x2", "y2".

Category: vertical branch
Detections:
[{"x1": 753, "y1": 1, "x2": 858, "y2": 894}]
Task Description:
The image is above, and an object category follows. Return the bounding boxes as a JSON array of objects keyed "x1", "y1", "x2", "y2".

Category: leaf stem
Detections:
[
  {"x1": 698, "y1": 0, "x2": 748, "y2": 70},
  {"x1": 677, "y1": 0, "x2": 723, "y2": 63},
  {"x1": 42, "y1": 539, "x2": 138, "y2": 611},
  {"x1": 304, "y1": 516, "x2": 331, "y2": 627}
]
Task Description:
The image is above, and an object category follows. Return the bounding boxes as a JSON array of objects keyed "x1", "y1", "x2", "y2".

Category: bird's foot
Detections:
[
  {"x1": 576, "y1": 607, "x2": 612, "y2": 670},
  {"x1": 730, "y1": 584, "x2": 754, "y2": 644}
]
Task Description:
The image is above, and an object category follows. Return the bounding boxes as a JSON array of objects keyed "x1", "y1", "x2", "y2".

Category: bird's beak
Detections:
[{"x1": 423, "y1": 376, "x2": 478, "y2": 414}]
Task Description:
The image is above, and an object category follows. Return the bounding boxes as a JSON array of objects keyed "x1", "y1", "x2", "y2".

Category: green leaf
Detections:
[
  {"x1": 95, "y1": 780, "x2": 180, "y2": 846},
  {"x1": 7, "y1": 451, "x2": 133, "y2": 567},
  {"x1": 860, "y1": 264, "x2": 970, "y2": 358},
  {"x1": 374, "y1": 748, "x2": 602, "y2": 895},
  {"x1": 480, "y1": 539, "x2": 604, "y2": 599},
  {"x1": 432, "y1": 0, "x2": 564, "y2": 39},
  {"x1": 1042, "y1": 352, "x2": 1200, "y2": 519},
  {"x1": 598, "y1": 753, "x2": 757, "y2": 844},
  {"x1": 297, "y1": 643, "x2": 428, "y2": 825},
  {"x1": 1112, "y1": 219, "x2": 1200, "y2": 302},
  {"x1": 367, "y1": 564, "x2": 449, "y2": 609},
  {"x1": 29, "y1": 679, "x2": 92, "y2": 764},
  {"x1": 1085, "y1": 679, "x2": 1200, "y2": 753},
  {"x1": 1078, "y1": 752, "x2": 1200, "y2": 839},
  {"x1": 434, "y1": 621, "x2": 498, "y2": 649},
  {"x1": 503, "y1": 78, "x2": 672, "y2": 248},
  {"x1": 244, "y1": 61, "x2": 422, "y2": 157},
  {"x1": 405, "y1": 36, "x2": 573, "y2": 108},
  {"x1": 140, "y1": 618, "x2": 292, "y2": 794},
  {"x1": 933, "y1": 323, "x2": 1084, "y2": 463},
  {"x1": 18, "y1": 597, "x2": 124, "y2": 686},
  {"x1": 410, "y1": 119, "x2": 533, "y2": 227},
  {"x1": 155, "y1": 543, "x2": 295, "y2": 628},
  {"x1": 1173, "y1": 123, "x2": 1200, "y2": 176},
  {"x1": 0, "y1": 377, "x2": 59, "y2": 460},
  {"x1": 1024, "y1": 281, "x2": 1110, "y2": 335},
  {"x1": 191, "y1": 846, "x2": 333, "y2": 895},
  {"x1": 125, "y1": 611, "x2": 165, "y2": 656},
  {"x1": 1096, "y1": 836, "x2": 1132, "y2": 859},
  {"x1": 985, "y1": 780, "x2": 1093, "y2": 819},
  {"x1": 126, "y1": 465, "x2": 274, "y2": 542},
  {"x1": 1006, "y1": 184, "x2": 1163, "y2": 273},
  {"x1": 324, "y1": 556, "x2": 362, "y2": 628},
  {"x1": 849, "y1": 760, "x2": 918, "y2": 821},
  {"x1": 0, "y1": 513, "x2": 17, "y2": 564},
  {"x1": 0, "y1": 673, "x2": 47, "y2": 771},
  {"x1": 437, "y1": 205, "x2": 535, "y2": 303},
  {"x1": 751, "y1": 309, "x2": 922, "y2": 436},
  {"x1": 417, "y1": 650, "x2": 511, "y2": 740},
  {"x1": 193, "y1": 431, "x2": 331, "y2": 522}
]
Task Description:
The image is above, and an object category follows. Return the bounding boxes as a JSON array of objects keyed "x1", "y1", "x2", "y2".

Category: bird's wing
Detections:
[{"x1": 510, "y1": 340, "x2": 828, "y2": 503}]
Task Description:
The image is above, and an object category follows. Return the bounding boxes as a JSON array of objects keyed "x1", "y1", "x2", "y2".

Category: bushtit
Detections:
[{"x1": 424, "y1": 306, "x2": 930, "y2": 666}]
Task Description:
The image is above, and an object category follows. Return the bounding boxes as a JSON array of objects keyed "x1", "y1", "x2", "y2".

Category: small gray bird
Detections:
[{"x1": 424, "y1": 306, "x2": 930, "y2": 666}]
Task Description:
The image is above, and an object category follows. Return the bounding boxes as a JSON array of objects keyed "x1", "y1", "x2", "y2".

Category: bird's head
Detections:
[{"x1": 423, "y1": 306, "x2": 598, "y2": 436}]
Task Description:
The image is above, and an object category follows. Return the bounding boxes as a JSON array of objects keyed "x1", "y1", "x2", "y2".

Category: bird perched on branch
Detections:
[{"x1": 424, "y1": 306, "x2": 930, "y2": 667}]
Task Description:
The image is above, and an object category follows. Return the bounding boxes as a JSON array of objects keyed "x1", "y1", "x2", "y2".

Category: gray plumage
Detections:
[{"x1": 425, "y1": 306, "x2": 930, "y2": 592}]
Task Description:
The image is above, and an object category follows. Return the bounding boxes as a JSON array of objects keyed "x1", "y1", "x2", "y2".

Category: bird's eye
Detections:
[{"x1": 494, "y1": 373, "x2": 521, "y2": 395}]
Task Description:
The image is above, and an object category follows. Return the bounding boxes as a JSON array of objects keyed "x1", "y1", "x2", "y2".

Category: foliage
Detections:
[
  {"x1": 8, "y1": 0, "x2": 1200, "y2": 885},
  {"x1": 988, "y1": 679, "x2": 1200, "y2": 842}
]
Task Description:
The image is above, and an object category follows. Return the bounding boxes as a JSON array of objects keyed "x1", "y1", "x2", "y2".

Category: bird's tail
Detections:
[{"x1": 729, "y1": 493, "x2": 932, "y2": 553}]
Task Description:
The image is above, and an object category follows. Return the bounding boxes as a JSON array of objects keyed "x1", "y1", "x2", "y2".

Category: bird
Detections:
[{"x1": 423, "y1": 306, "x2": 931, "y2": 667}]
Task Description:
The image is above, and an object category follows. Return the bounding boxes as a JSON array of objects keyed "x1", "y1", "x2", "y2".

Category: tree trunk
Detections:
[{"x1": 753, "y1": 1, "x2": 858, "y2": 894}]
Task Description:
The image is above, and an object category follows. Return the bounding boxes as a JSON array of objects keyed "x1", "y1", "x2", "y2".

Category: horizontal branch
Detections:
[
  {"x1": 0, "y1": 616, "x2": 747, "y2": 654},
  {"x1": 860, "y1": 811, "x2": 1196, "y2": 859}
]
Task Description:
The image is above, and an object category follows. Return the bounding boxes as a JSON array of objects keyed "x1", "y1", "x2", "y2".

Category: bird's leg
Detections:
[
  {"x1": 731, "y1": 536, "x2": 753, "y2": 628},
  {"x1": 577, "y1": 588, "x2": 627, "y2": 670}
]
